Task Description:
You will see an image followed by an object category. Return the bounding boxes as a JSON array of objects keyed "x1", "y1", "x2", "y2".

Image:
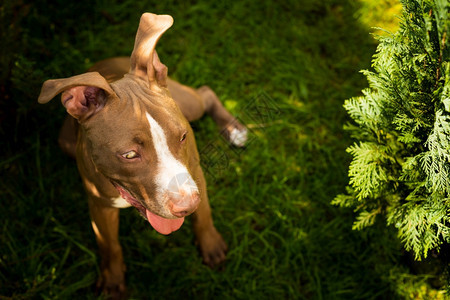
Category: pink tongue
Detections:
[{"x1": 146, "y1": 209, "x2": 184, "y2": 235}]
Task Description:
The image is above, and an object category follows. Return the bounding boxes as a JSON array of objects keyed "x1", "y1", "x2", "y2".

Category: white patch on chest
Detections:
[
  {"x1": 145, "y1": 112, "x2": 199, "y2": 199},
  {"x1": 110, "y1": 196, "x2": 132, "y2": 208}
]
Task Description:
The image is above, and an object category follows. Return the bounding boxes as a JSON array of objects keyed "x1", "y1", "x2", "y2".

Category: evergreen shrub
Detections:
[{"x1": 334, "y1": 0, "x2": 450, "y2": 260}]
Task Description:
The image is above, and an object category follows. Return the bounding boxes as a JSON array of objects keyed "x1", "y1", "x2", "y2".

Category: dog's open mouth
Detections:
[{"x1": 112, "y1": 182, "x2": 184, "y2": 235}]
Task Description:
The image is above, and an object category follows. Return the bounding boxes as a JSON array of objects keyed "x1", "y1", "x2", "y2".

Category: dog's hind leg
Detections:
[
  {"x1": 196, "y1": 85, "x2": 248, "y2": 147},
  {"x1": 168, "y1": 79, "x2": 248, "y2": 147}
]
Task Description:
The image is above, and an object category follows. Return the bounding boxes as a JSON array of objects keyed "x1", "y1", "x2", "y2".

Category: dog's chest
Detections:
[{"x1": 111, "y1": 196, "x2": 132, "y2": 208}]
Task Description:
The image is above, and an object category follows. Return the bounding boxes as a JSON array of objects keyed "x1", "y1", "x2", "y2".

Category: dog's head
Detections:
[{"x1": 38, "y1": 13, "x2": 201, "y2": 235}]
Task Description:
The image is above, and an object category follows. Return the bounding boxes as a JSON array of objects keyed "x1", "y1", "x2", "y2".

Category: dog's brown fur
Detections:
[{"x1": 38, "y1": 13, "x2": 246, "y2": 299}]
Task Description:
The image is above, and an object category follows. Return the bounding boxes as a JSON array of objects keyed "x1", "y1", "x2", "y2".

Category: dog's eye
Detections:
[
  {"x1": 180, "y1": 132, "x2": 187, "y2": 143},
  {"x1": 122, "y1": 150, "x2": 139, "y2": 159}
]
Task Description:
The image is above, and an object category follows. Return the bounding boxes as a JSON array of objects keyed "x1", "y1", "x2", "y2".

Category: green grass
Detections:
[{"x1": 0, "y1": 0, "x2": 446, "y2": 299}]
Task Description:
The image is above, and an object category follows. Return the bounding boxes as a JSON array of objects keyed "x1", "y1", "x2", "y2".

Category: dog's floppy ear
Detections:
[
  {"x1": 38, "y1": 72, "x2": 117, "y2": 121},
  {"x1": 129, "y1": 13, "x2": 173, "y2": 91}
]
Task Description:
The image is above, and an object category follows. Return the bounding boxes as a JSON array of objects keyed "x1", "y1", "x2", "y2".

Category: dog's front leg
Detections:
[
  {"x1": 88, "y1": 199, "x2": 127, "y2": 299},
  {"x1": 192, "y1": 166, "x2": 228, "y2": 267}
]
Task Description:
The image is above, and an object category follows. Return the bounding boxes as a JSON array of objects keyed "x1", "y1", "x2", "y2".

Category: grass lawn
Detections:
[{"x1": 0, "y1": 0, "x2": 446, "y2": 299}]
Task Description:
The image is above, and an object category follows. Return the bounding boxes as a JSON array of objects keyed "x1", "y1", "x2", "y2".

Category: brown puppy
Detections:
[{"x1": 38, "y1": 13, "x2": 247, "y2": 299}]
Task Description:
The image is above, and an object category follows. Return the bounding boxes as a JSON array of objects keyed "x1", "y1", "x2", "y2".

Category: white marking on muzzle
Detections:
[{"x1": 145, "y1": 112, "x2": 199, "y2": 203}]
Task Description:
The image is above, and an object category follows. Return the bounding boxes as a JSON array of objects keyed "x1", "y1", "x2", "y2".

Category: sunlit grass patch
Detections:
[{"x1": 357, "y1": 0, "x2": 403, "y2": 36}]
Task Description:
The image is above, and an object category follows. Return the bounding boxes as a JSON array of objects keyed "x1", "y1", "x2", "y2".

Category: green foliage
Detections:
[{"x1": 335, "y1": 0, "x2": 450, "y2": 260}]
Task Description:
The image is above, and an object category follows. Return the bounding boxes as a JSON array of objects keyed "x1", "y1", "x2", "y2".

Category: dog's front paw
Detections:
[
  {"x1": 196, "y1": 226, "x2": 228, "y2": 267},
  {"x1": 96, "y1": 266, "x2": 127, "y2": 300}
]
